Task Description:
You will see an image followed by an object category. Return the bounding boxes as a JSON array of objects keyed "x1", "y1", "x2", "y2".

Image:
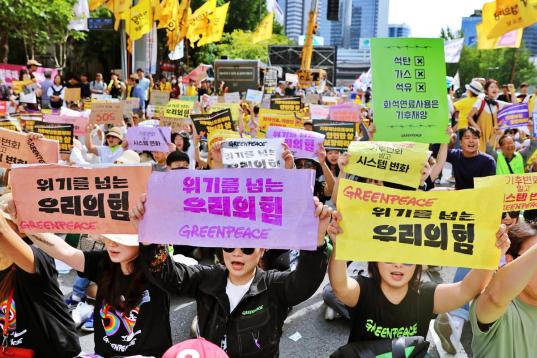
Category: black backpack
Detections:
[{"x1": 50, "y1": 86, "x2": 65, "y2": 108}]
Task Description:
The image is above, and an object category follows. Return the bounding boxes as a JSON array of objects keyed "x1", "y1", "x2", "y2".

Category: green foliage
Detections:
[
  {"x1": 456, "y1": 46, "x2": 537, "y2": 87},
  {"x1": 192, "y1": 29, "x2": 292, "y2": 65},
  {"x1": 440, "y1": 27, "x2": 463, "y2": 41}
]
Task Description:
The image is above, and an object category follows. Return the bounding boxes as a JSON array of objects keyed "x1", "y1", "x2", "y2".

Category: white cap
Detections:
[{"x1": 102, "y1": 234, "x2": 139, "y2": 246}]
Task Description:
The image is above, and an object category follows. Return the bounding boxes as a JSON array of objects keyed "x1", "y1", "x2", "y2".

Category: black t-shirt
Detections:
[
  {"x1": 0, "y1": 247, "x2": 80, "y2": 358},
  {"x1": 80, "y1": 82, "x2": 91, "y2": 99},
  {"x1": 447, "y1": 149, "x2": 496, "y2": 190},
  {"x1": 347, "y1": 276, "x2": 437, "y2": 343},
  {"x1": 79, "y1": 251, "x2": 172, "y2": 357}
]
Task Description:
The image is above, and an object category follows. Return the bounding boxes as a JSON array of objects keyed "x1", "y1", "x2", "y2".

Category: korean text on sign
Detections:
[
  {"x1": 0, "y1": 127, "x2": 59, "y2": 168},
  {"x1": 89, "y1": 101, "x2": 124, "y2": 126},
  {"x1": 164, "y1": 100, "x2": 194, "y2": 118},
  {"x1": 336, "y1": 180, "x2": 504, "y2": 269},
  {"x1": 312, "y1": 120, "x2": 356, "y2": 150},
  {"x1": 139, "y1": 169, "x2": 319, "y2": 250},
  {"x1": 266, "y1": 126, "x2": 324, "y2": 160},
  {"x1": 346, "y1": 141, "x2": 430, "y2": 188},
  {"x1": 222, "y1": 138, "x2": 284, "y2": 169},
  {"x1": 270, "y1": 96, "x2": 302, "y2": 112},
  {"x1": 370, "y1": 38, "x2": 449, "y2": 143},
  {"x1": 127, "y1": 126, "x2": 171, "y2": 152},
  {"x1": 11, "y1": 164, "x2": 152, "y2": 234},
  {"x1": 475, "y1": 173, "x2": 537, "y2": 212}
]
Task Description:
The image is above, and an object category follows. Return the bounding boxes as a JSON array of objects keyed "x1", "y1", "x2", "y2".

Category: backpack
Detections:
[
  {"x1": 50, "y1": 86, "x2": 65, "y2": 108},
  {"x1": 473, "y1": 98, "x2": 499, "y2": 126}
]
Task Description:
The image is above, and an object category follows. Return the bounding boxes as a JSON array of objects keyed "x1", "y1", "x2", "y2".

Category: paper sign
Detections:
[
  {"x1": 124, "y1": 97, "x2": 141, "y2": 112},
  {"x1": 329, "y1": 103, "x2": 361, "y2": 122},
  {"x1": 285, "y1": 73, "x2": 299, "y2": 84},
  {"x1": 475, "y1": 174, "x2": 537, "y2": 212},
  {"x1": 346, "y1": 141, "x2": 430, "y2": 188},
  {"x1": 43, "y1": 113, "x2": 89, "y2": 137},
  {"x1": 258, "y1": 109, "x2": 303, "y2": 137},
  {"x1": 11, "y1": 80, "x2": 33, "y2": 94},
  {"x1": 150, "y1": 90, "x2": 171, "y2": 106},
  {"x1": 266, "y1": 126, "x2": 325, "y2": 160},
  {"x1": 0, "y1": 127, "x2": 59, "y2": 168},
  {"x1": 498, "y1": 103, "x2": 529, "y2": 129},
  {"x1": 191, "y1": 109, "x2": 234, "y2": 135},
  {"x1": 336, "y1": 180, "x2": 503, "y2": 269},
  {"x1": 64, "y1": 88, "x2": 81, "y2": 102},
  {"x1": 321, "y1": 96, "x2": 339, "y2": 105},
  {"x1": 207, "y1": 129, "x2": 242, "y2": 150},
  {"x1": 147, "y1": 105, "x2": 165, "y2": 119},
  {"x1": 139, "y1": 169, "x2": 319, "y2": 249},
  {"x1": 180, "y1": 95, "x2": 198, "y2": 102},
  {"x1": 33, "y1": 122, "x2": 74, "y2": 154},
  {"x1": 11, "y1": 164, "x2": 152, "y2": 234},
  {"x1": 246, "y1": 89, "x2": 263, "y2": 103},
  {"x1": 165, "y1": 100, "x2": 194, "y2": 118},
  {"x1": 270, "y1": 97, "x2": 302, "y2": 112},
  {"x1": 309, "y1": 104, "x2": 330, "y2": 120},
  {"x1": 305, "y1": 94, "x2": 320, "y2": 104},
  {"x1": 224, "y1": 92, "x2": 241, "y2": 103},
  {"x1": 222, "y1": 138, "x2": 284, "y2": 168},
  {"x1": 127, "y1": 126, "x2": 171, "y2": 152},
  {"x1": 209, "y1": 103, "x2": 240, "y2": 122},
  {"x1": 91, "y1": 94, "x2": 112, "y2": 100},
  {"x1": 370, "y1": 38, "x2": 449, "y2": 143},
  {"x1": 89, "y1": 101, "x2": 124, "y2": 126},
  {"x1": 313, "y1": 120, "x2": 356, "y2": 150}
]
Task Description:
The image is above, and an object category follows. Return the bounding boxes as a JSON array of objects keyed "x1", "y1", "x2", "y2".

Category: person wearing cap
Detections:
[
  {"x1": 303, "y1": 119, "x2": 313, "y2": 131},
  {"x1": 17, "y1": 222, "x2": 173, "y2": 357},
  {"x1": 85, "y1": 125, "x2": 125, "y2": 163},
  {"x1": 131, "y1": 196, "x2": 330, "y2": 358},
  {"x1": 0, "y1": 193, "x2": 81, "y2": 357},
  {"x1": 26, "y1": 59, "x2": 41, "y2": 79},
  {"x1": 453, "y1": 80, "x2": 483, "y2": 130}
]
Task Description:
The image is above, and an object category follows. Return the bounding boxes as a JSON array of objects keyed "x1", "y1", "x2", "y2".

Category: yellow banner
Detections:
[
  {"x1": 475, "y1": 173, "x2": 537, "y2": 211},
  {"x1": 346, "y1": 141, "x2": 430, "y2": 188},
  {"x1": 207, "y1": 129, "x2": 243, "y2": 150},
  {"x1": 198, "y1": 2, "x2": 229, "y2": 46},
  {"x1": 11, "y1": 80, "x2": 33, "y2": 94},
  {"x1": 209, "y1": 103, "x2": 241, "y2": 123},
  {"x1": 258, "y1": 109, "x2": 302, "y2": 138},
  {"x1": 187, "y1": 0, "x2": 216, "y2": 45},
  {"x1": 164, "y1": 100, "x2": 194, "y2": 118},
  {"x1": 482, "y1": 0, "x2": 537, "y2": 39},
  {"x1": 336, "y1": 180, "x2": 503, "y2": 269},
  {"x1": 252, "y1": 12, "x2": 274, "y2": 44},
  {"x1": 123, "y1": 0, "x2": 153, "y2": 41}
]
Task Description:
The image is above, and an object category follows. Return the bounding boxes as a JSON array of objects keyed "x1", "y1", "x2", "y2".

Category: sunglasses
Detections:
[{"x1": 222, "y1": 248, "x2": 255, "y2": 255}]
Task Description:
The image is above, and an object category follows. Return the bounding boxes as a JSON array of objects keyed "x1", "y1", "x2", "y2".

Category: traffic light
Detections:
[{"x1": 327, "y1": 0, "x2": 339, "y2": 21}]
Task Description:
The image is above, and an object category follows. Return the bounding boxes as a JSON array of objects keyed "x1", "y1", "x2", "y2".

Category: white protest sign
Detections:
[
  {"x1": 246, "y1": 89, "x2": 264, "y2": 103},
  {"x1": 224, "y1": 92, "x2": 241, "y2": 103},
  {"x1": 222, "y1": 138, "x2": 284, "y2": 168}
]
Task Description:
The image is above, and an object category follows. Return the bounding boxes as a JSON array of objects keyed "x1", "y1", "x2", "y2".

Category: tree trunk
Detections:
[{"x1": 0, "y1": 31, "x2": 8, "y2": 63}]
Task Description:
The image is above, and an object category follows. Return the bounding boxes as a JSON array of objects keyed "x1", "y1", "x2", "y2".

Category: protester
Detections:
[
  {"x1": 453, "y1": 80, "x2": 483, "y2": 130},
  {"x1": 85, "y1": 126, "x2": 125, "y2": 163},
  {"x1": 127, "y1": 74, "x2": 145, "y2": 113},
  {"x1": 0, "y1": 194, "x2": 81, "y2": 357},
  {"x1": 47, "y1": 74, "x2": 65, "y2": 110},
  {"x1": 497, "y1": 84, "x2": 514, "y2": 103},
  {"x1": 185, "y1": 79, "x2": 197, "y2": 97},
  {"x1": 107, "y1": 72, "x2": 126, "y2": 99},
  {"x1": 157, "y1": 76, "x2": 172, "y2": 91},
  {"x1": 136, "y1": 68, "x2": 150, "y2": 109},
  {"x1": 517, "y1": 82, "x2": 529, "y2": 102},
  {"x1": 90, "y1": 73, "x2": 106, "y2": 95},
  {"x1": 166, "y1": 150, "x2": 190, "y2": 170},
  {"x1": 80, "y1": 73, "x2": 91, "y2": 99},
  {"x1": 39, "y1": 70, "x2": 53, "y2": 109},
  {"x1": 130, "y1": 195, "x2": 331, "y2": 357},
  {"x1": 494, "y1": 134, "x2": 525, "y2": 175},
  {"x1": 470, "y1": 222, "x2": 537, "y2": 357},
  {"x1": 467, "y1": 80, "x2": 516, "y2": 153}
]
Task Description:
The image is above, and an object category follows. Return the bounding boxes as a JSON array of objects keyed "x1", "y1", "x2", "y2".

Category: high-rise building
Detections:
[
  {"x1": 308, "y1": 0, "x2": 388, "y2": 48},
  {"x1": 388, "y1": 23, "x2": 411, "y2": 37},
  {"x1": 522, "y1": 23, "x2": 537, "y2": 56},
  {"x1": 284, "y1": 0, "x2": 306, "y2": 41},
  {"x1": 461, "y1": 10, "x2": 482, "y2": 47}
]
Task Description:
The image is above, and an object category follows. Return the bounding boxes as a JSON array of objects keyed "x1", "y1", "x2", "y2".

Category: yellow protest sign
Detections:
[
  {"x1": 11, "y1": 80, "x2": 33, "y2": 94},
  {"x1": 336, "y1": 180, "x2": 504, "y2": 269},
  {"x1": 209, "y1": 103, "x2": 240, "y2": 123},
  {"x1": 64, "y1": 87, "x2": 81, "y2": 102},
  {"x1": 164, "y1": 99, "x2": 194, "y2": 118},
  {"x1": 258, "y1": 109, "x2": 302, "y2": 138},
  {"x1": 346, "y1": 141, "x2": 430, "y2": 188},
  {"x1": 207, "y1": 129, "x2": 243, "y2": 150},
  {"x1": 475, "y1": 173, "x2": 537, "y2": 211}
]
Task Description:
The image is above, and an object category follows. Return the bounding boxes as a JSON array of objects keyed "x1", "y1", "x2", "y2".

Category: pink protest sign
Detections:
[
  {"x1": 0, "y1": 127, "x2": 59, "y2": 168},
  {"x1": 309, "y1": 104, "x2": 330, "y2": 120},
  {"x1": 266, "y1": 126, "x2": 325, "y2": 160},
  {"x1": 127, "y1": 126, "x2": 171, "y2": 152},
  {"x1": 329, "y1": 103, "x2": 361, "y2": 122},
  {"x1": 0, "y1": 63, "x2": 58, "y2": 85},
  {"x1": 43, "y1": 113, "x2": 89, "y2": 136},
  {"x1": 11, "y1": 164, "x2": 152, "y2": 234},
  {"x1": 139, "y1": 169, "x2": 319, "y2": 250}
]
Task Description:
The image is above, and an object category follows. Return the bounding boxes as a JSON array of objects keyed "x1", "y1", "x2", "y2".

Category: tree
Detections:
[
  {"x1": 457, "y1": 46, "x2": 537, "y2": 87},
  {"x1": 440, "y1": 27, "x2": 463, "y2": 41}
]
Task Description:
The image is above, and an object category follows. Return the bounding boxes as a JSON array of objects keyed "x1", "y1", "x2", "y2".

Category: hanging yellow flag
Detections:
[
  {"x1": 482, "y1": 0, "x2": 537, "y2": 39},
  {"x1": 157, "y1": 0, "x2": 177, "y2": 29},
  {"x1": 166, "y1": 0, "x2": 191, "y2": 51},
  {"x1": 89, "y1": 0, "x2": 109, "y2": 11},
  {"x1": 197, "y1": 2, "x2": 229, "y2": 46},
  {"x1": 178, "y1": 0, "x2": 191, "y2": 41},
  {"x1": 477, "y1": 22, "x2": 523, "y2": 49},
  {"x1": 187, "y1": 0, "x2": 216, "y2": 45},
  {"x1": 111, "y1": 0, "x2": 132, "y2": 30},
  {"x1": 252, "y1": 12, "x2": 274, "y2": 44},
  {"x1": 123, "y1": 0, "x2": 154, "y2": 41}
]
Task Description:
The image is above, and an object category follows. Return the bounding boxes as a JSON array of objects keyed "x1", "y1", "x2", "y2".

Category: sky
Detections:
[{"x1": 388, "y1": 0, "x2": 487, "y2": 37}]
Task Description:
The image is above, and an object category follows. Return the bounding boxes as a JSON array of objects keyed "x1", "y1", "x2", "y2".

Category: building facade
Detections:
[{"x1": 388, "y1": 23, "x2": 411, "y2": 37}]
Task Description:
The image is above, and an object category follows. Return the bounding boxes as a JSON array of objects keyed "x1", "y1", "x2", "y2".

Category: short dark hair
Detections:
[
  {"x1": 368, "y1": 262, "x2": 423, "y2": 291},
  {"x1": 498, "y1": 134, "x2": 514, "y2": 146},
  {"x1": 136, "y1": 68, "x2": 144, "y2": 73},
  {"x1": 520, "y1": 83, "x2": 529, "y2": 88},
  {"x1": 458, "y1": 127, "x2": 481, "y2": 140},
  {"x1": 166, "y1": 150, "x2": 190, "y2": 166},
  {"x1": 507, "y1": 222, "x2": 537, "y2": 259},
  {"x1": 502, "y1": 211, "x2": 520, "y2": 220},
  {"x1": 44, "y1": 71, "x2": 52, "y2": 79},
  {"x1": 485, "y1": 79, "x2": 499, "y2": 93},
  {"x1": 171, "y1": 132, "x2": 191, "y2": 151}
]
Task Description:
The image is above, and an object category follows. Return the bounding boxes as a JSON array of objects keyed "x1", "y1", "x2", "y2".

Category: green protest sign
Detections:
[{"x1": 371, "y1": 38, "x2": 449, "y2": 143}]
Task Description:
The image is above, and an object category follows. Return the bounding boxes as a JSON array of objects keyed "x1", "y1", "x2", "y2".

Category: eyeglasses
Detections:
[{"x1": 222, "y1": 248, "x2": 255, "y2": 255}]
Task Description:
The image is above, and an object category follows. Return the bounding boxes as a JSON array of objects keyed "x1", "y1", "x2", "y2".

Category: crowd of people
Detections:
[{"x1": 0, "y1": 58, "x2": 537, "y2": 358}]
